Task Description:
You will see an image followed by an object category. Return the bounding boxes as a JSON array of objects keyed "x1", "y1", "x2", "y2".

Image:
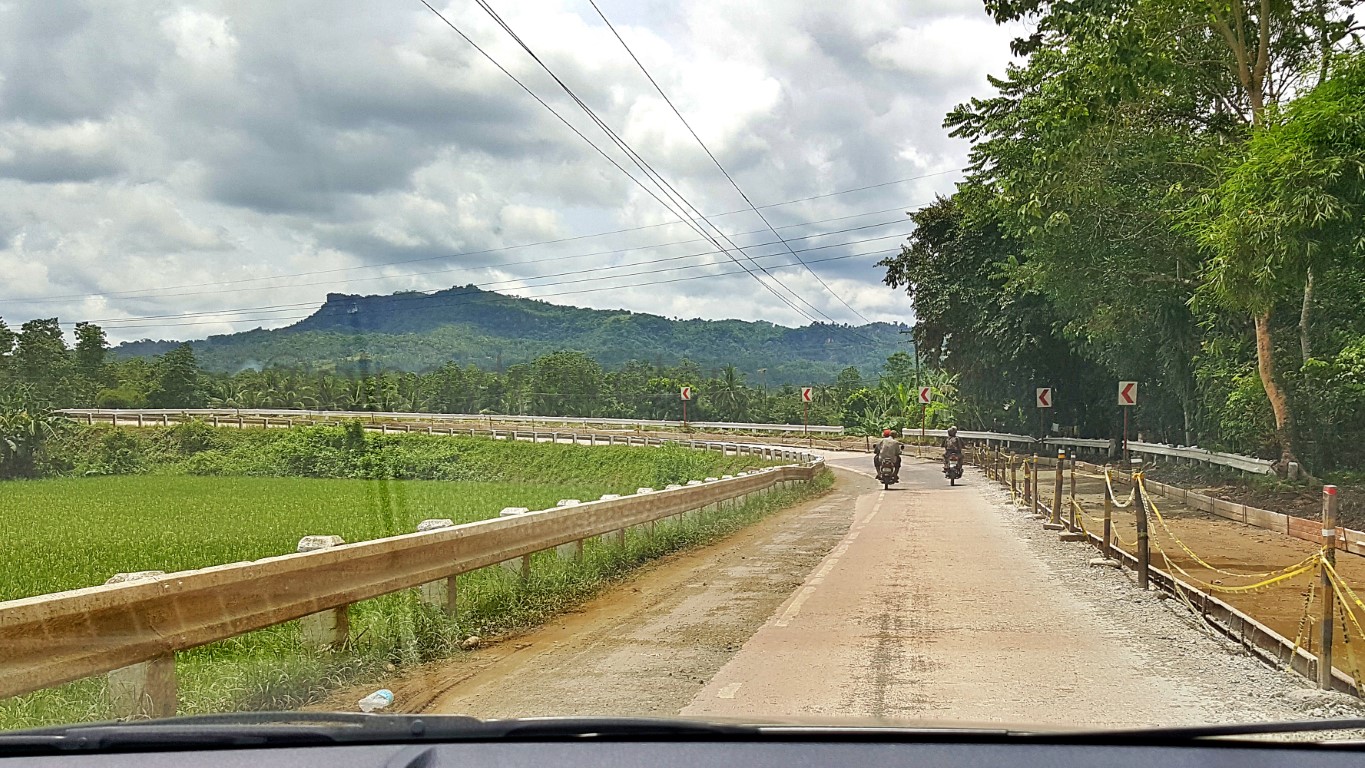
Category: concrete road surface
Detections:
[{"x1": 350, "y1": 456, "x2": 1357, "y2": 728}]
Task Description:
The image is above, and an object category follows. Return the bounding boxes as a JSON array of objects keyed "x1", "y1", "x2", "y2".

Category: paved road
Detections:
[{"x1": 339, "y1": 456, "x2": 1358, "y2": 727}]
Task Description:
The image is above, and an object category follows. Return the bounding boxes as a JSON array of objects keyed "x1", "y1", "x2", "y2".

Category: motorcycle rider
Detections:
[
  {"x1": 873, "y1": 428, "x2": 902, "y2": 480},
  {"x1": 943, "y1": 426, "x2": 965, "y2": 472}
]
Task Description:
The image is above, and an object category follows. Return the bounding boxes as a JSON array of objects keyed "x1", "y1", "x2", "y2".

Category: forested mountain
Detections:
[{"x1": 112, "y1": 286, "x2": 907, "y2": 385}]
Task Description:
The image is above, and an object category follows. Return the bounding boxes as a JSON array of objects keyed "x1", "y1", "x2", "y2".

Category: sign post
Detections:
[
  {"x1": 1035, "y1": 387, "x2": 1052, "y2": 454},
  {"x1": 918, "y1": 386, "x2": 931, "y2": 441},
  {"x1": 680, "y1": 386, "x2": 692, "y2": 427},
  {"x1": 1118, "y1": 381, "x2": 1137, "y2": 463},
  {"x1": 801, "y1": 387, "x2": 813, "y2": 444}
]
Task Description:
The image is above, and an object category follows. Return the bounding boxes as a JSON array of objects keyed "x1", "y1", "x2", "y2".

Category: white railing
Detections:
[
  {"x1": 904, "y1": 428, "x2": 1276, "y2": 475},
  {"x1": 58, "y1": 408, "x2": 846, "y2": 435}
]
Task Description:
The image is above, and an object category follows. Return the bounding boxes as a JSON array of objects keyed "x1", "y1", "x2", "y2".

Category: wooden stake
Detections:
[
  {"x1": 1134, "y1": 474, "x2": 1149, "y2": 590},
  {"x1": 1319, "y1": 485, "x2": 1339, "y2": 689}
]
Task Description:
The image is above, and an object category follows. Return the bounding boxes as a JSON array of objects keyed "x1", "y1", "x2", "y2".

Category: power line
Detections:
[
  {"x1": 87, "y1": 246, "x2": 900, "y2": 332},
  {"x1": 439, "y1": 0, "x2": 823, "y2": 331},
  {"x1": 83, "y1": 230, "x2": 910, "y2": 326},
  {"x1": 17, "y1": 208, "x2": 914, "y2": 305},
  {"x1": 461, "y1": 0, "x2": 872, "y2": 341},
  {"x1": 6, "y1": 181, "x2": 937, "y2": 304},
  {"x1": 588, "y1": 0, "x2": 873, "y2": 324}
]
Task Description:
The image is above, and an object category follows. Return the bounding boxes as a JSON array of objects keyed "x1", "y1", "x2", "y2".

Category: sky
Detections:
[{"x1": 0, "y1": 0, "x2": 1022, "y2": 344}]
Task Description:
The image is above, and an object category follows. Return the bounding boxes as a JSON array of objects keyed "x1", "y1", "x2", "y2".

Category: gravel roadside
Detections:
[{"x1": 975, "y1": 467, "x2": 1365, "y2": 729}]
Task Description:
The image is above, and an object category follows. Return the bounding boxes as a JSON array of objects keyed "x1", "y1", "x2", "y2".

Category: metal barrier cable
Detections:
[{"x1": 1139, "y1": 476, "x2": 1321, "y2": 581}]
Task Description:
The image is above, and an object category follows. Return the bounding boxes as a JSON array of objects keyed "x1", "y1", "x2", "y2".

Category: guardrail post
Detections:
[
  {"x1": 1023, "y1": 460, "x2": 1033, "y2": 512},
  {"x1": 1319, "y1": 485, "x2": 1339, "y2": 689},
  {"x1": 415, "y1": 520, "x2": 457, "y2": 617},
  {"x1": 554, "y1": 501, "x2": 585, "y2": 559},
  {"x1": 498, "y1": 509, "x2": 532, "y2": 578},
  {"x1": 1010, "y1": 458, "x2": 1018, "y2": 501},
  {"x1": 1134, "y1": 475, "x2": 1150, "y2": 590},
  {"x1": 104, "y1": 571, "x2": 176, "y2": 719},
  {"x1": 296, "y1": 536, "x2": 350, "y2": 647}
]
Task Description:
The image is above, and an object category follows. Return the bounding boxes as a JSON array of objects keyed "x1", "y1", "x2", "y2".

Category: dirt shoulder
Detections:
[
  {"x1": 1144, "y1": 464, "x2": 1365, "y2": 529},
  {"x1": 311, "y1": 473, "x2": 861, "y2": 716}
]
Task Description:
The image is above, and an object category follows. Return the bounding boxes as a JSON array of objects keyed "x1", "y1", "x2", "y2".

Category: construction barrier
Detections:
[{"x1": 968, "y1": 450, "x2": 1362, "y2": 695}]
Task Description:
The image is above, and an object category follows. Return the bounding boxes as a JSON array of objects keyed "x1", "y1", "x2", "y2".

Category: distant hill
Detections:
[{"x1": 112, "y1": 285, "x2": 909, "y2": 385}]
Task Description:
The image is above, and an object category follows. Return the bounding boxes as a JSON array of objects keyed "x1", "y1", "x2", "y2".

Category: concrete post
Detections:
[
  {"x1": 105, "y1": 571, "x2": 176, "y2": 719},
  {"x1": 416, "y1": 519, "x2": 457, "y2": 617},
  {"x1": 1319, "y1": 485, "x2": 1340, "y2": 689},
  {"x1": 554, "y1": 500, "x2": 584, "y2": 559},
  {"x1": 296, "y1": 536, "x2": 350, "y2": 647},
  {"x1": 499, "y1": 508, "x2": 531, "y2": 578}
]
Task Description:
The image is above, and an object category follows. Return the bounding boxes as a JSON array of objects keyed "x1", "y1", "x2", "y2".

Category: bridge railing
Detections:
[
  {"x1": 57, "y1": 408, "x2": 846, "y2": 435},
  {"x1": 904, "y1": 428, "x2": 1276, "y2": 475},
  {"x1": 0, "y1": 427, "x2": 822, "y2": 714}
]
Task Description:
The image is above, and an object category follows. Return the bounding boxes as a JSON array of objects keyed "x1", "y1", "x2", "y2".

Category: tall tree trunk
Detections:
[
  {"x1": 1299, "y1": 267, "x2": 1314, "y2": 363},
  {"x1": 1253, "y1": 312, "x2": 1298, "y2": 470}
]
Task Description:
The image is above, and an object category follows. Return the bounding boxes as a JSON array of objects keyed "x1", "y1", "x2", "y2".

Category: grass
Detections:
[
  {"x1": 0, "y1": 469, "x2": 833, "y2": 730},
  {"x1": 0, "y1": 475, "x2": 616, "y2": 602}
]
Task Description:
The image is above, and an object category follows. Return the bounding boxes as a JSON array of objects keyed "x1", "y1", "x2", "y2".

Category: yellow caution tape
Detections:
[
  {"x1": 1323, "y1": 564, "x2": 1365, "y2": 690},
  {"x1": 1104, "y1": 468, "x2": 1136, "y2": 508},
  {"x1": 1323, "y1": 560, "x2": 1365, "y2": 616},
  {"x1": 1139, "y1": 476, "x2": 1321, "y2": 581},
  {"x1": 1331, "y1": 582, "x2": 1365, "y2": 693},
  {"x1": 1288, "y1": 577, "x2": 1317, "y2": 673},
  {"x1": 1071, "y1": 497, "x2": 1109, "y2": 527},
  {"x1": 1148, "y1": 533, "x2": 1320, "y2": 593}
]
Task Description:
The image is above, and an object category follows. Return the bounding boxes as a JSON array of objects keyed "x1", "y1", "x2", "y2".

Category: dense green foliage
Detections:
[
  {"x1": 879, "y1": 1, "x2": 1364, "y2": 472},
  {"x1": 110, "y1": 286, "x2": 907, "y2": 384},
  {"x1": 30, "y1": 422, "x2": 771, "y2": 486}
]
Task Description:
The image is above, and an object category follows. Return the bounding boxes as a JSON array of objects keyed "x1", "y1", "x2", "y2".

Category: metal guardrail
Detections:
[
  {"x1": 58, "y1": 409, "x2": 846, "y2": 435},
  {"x1": 903, "y1": 428, "x2": 1276, "y2": 475},
  {"x1": 0, "y1": 434, "x2": 822, "y2": 701}
]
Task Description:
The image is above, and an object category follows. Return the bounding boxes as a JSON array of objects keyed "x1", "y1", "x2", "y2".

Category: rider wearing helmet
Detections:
[
  {"x1": 873, "y1": 428, "x2": 902, "y2": 479},
  {"x1": 943, "y1": 426, "x2": 965, "y2": 470}
]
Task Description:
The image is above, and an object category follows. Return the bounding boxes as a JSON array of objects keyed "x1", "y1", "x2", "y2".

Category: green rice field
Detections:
[{"x1": 0, "y1": 475, "x2": 613, "y2": 602}]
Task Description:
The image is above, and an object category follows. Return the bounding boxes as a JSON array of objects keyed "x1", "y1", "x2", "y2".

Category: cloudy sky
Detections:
[{"x1": 0, "y1": 0, "x2": 1021, "y2": 344}]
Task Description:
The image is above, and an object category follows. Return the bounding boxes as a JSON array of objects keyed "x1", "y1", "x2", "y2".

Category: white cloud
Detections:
[{"x1": 0, "y1": 0, "x2": 1017, "y2": 343}]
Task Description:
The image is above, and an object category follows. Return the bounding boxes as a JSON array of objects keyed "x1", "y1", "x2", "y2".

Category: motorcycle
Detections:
[
  {"x1": 944, "y1": 451, "x2": 964, "y2": 486},
  {"x1": 876, "y1": 454, "x2": 899, "y2": 490}
]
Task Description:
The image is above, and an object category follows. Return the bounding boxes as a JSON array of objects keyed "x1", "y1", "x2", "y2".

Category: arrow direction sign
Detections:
[
  {"x1": 1118, "y1": 381, "x2": 1138, "y2": 406},
  {"x1": 679, "y1": 386, "x2": 692, "y2": 401},
  {"x1": 918, "y1": 386, "x2": 932, "y2": 405},
  {"x1": 801, "y1": 387, "x2": 814, "y2": 403},
  {"x1": 1036, "y1": 387, "x2": 1053, "y2": 408}
]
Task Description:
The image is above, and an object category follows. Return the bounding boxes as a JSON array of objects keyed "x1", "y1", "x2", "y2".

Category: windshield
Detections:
[{"x1": 3, "y1": 0, "x2": 1365, "y2": 744}]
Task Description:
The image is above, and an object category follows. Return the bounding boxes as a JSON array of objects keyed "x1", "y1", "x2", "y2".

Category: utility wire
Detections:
[
  {"x1": 448, "y1": 0, "x2": 824, "y2": 330},
  {"x1": 28, "y1": 213, "x2": 911, "y2": 306},
  {"x1": 463, "y1": 0, "x2": 872, "y2": 340},
  {"x1": 588, "y1": 0, "x2": 873, "y2": 324},
  {"x1": 84, "y1": 231, "x2": 909, "y2": 326},
  {"x1": 88, "y1": 246, "x2": 898, "y2": 332}
]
